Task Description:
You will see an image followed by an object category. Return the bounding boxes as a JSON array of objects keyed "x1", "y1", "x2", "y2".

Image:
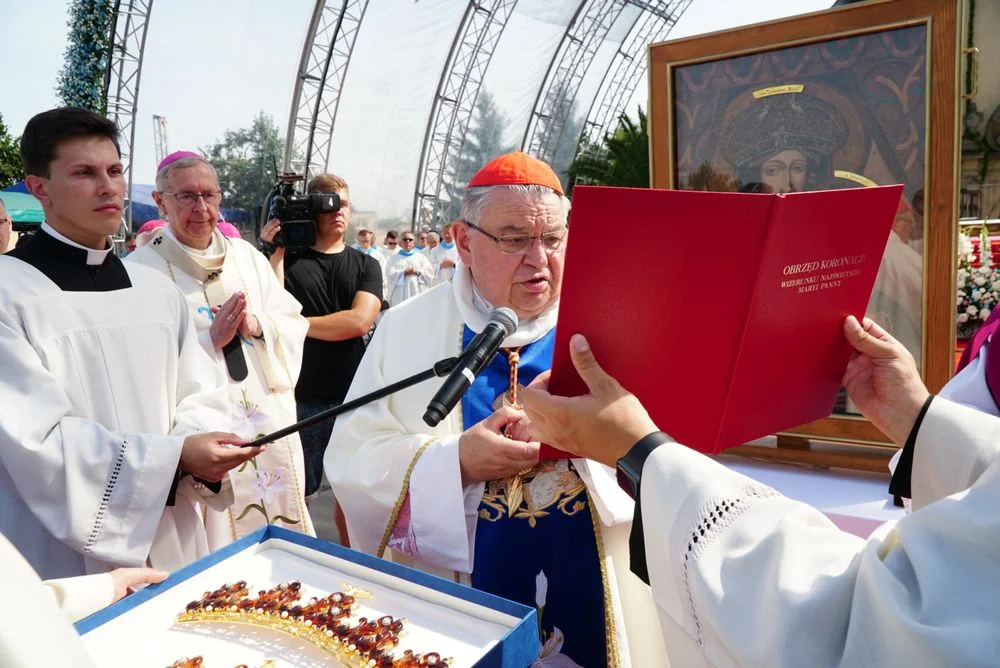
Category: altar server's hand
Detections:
[
  {"x1": 522, "y1": 334, "x2": 657, "y2": 468},
  {"x1": 459, "y1": 406, "x2": 539, "y2": 485},
  {"x1": 110, "y1": 567, "x2": 168, "y2": 601},
  {"x1": 842, "y1": 315, "x2": 930, "y2": 445},
  {"x1": 180, "y1": 432, "x2": 264, "y2": 483},
  {"x1": 210, "y1": 292, "x2": 246, "y2": 350}
]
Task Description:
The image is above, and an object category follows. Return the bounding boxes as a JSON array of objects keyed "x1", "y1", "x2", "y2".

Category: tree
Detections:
[
  {"x1": 201, "y1": 112, "x2": 284, "y2": 214},
  {"x1": 450, "y1": 90, "x2": 516, "y2": 218},
  {"x1": 0, "y1": 114, "x2": 24, "y2": 189},
  {"x1": 566, "y1": 107, "x2": 649, "y2": 196},
  {"x1": 57, "y1": 0, "x2": 115, "y2": 112}
]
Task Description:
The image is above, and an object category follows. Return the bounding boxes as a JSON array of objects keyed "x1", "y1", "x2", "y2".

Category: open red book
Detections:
[{"x1": 542, "y1": 184, "x2": 904, "y2": 459}]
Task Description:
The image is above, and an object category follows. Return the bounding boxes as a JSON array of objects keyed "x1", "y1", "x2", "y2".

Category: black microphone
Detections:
[{"x1": 423, "y1": 307, "x2": 519, "y2": 427}]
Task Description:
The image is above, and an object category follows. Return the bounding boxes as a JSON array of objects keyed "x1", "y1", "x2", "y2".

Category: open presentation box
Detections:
[{"x1": 75, "y1": 526, "x2": 539, "y2": 667}]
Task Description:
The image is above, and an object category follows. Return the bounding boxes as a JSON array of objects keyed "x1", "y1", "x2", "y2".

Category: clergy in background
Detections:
[
  {"x1": 129, "y1": 151, "x2": 314, "y2": 543},
  {"x1": 428, "y1": 221, "x2": 460, "y2": 284},
  {"x1": 0, "y1": 108, "x2": 261, "y2": 579},
  {"x1": 327, "y1": 152, "x2": 666, "y2": 666},
  {"x1": 522, "y1": 317, "x2": 1000, "y2": 667},
  {"x1": 384, "y1": 231, "x2": 436, "y2": 307}
]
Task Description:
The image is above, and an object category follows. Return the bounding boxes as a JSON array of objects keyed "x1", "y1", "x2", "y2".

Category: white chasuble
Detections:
[
  {"x1": 326, "y1": 266, "x2": 667, "y2": 667},
  {"x1": 129, "y1": 229, "x2": 313, "y2": 544},
  {"x1": 0, "y1": 256, "x2": 231, "y2": 579}
]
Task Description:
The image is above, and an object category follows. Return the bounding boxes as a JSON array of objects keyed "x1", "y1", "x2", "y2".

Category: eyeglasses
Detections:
[
  {"x1": 386, "y1": 241, "x2": 398, "y2": 246},
  {"x1": 401, "y1": 237, "x2": 415, "y2": 243},
  {"x1": 460, "y1": 220, "x2": 568, "y2": 255},
  {"x1": 163, "y1": 191, "x2": 223, "y2": 207}
]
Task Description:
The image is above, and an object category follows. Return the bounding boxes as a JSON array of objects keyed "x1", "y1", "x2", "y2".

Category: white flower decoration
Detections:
[
  {"x1": 233, "y1": 403, "x2": 270, "y2": 440},
  {"x1": 967, "y1": 305, "x2": 979, "y2": 316},
  {"x1": 959, "y1": 313, "x2": 970, "y2": 323},
  {"x1": 251, "y1": 469, "x2": 285, "y2": 505},
  {"x1": 534, "y1": 570, "x2": 548, "y2": 609},
  {"x1": 981, "y1": 308, "x2": 992, "y2": 321}
]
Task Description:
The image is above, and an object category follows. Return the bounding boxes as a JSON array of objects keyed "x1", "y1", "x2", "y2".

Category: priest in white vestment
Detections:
[
  {"x1": 327, "y1": 152, "x2": 666, "y2": 666},
  {"x1": 130, "y1": 151, "x2": 314, "y2": 543},
  {"x1": 0, "y1": 109, "x2": 262, "y2": 580},
  {"x1": 428, "y1": 222, "x2": 460, "y2": 284},
  {"x1": 522, "y1": 316, "x2": 1000, "y2": 667},
  {"x1": 384, "y1": 231, "x2": 436, "y2": 307}
]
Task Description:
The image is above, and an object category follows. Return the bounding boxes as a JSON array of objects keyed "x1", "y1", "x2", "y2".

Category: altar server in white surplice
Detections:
[
  {"x1": 428, "y1": 221, "x2": 460, "y2": 284},
  {"x1": 384, "y1": 231, "x2": 436, "y2": 307},
  {"x1": 0, "y1": 108, "x2": 262, "y2": 580},
  {"x1": 129, "y1": 151, "x2": 314, "y2": 543},
  {"x1": 327, "y1": 152, "x2": 667, "y2": 667},
  {"x1": 522, "y1": 316, "x2": 1000, "y2": 668}
]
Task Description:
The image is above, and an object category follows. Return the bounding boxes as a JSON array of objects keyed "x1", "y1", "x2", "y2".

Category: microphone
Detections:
[{"x1": 423, "y1": 307, "x2": 519, "y2": 427}]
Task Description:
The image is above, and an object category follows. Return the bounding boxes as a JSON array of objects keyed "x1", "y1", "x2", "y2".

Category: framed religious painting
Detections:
[{"x1": 649, "y1": 0, "x2": 962, "y2": 469}]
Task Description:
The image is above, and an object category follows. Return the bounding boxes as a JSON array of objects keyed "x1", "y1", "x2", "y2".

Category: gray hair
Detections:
[
  {"x1": 155, "y1": 156, "x2": 218, "y2": 191},
  {"x1": 458, "y1": 184, "x2": 571, "y2": 226}
]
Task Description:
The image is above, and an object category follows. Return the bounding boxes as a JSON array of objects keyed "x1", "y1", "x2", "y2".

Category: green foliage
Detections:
[
  {"x1": 566, "y1": 107, "x2": 649, "y2": 196},
  {"x1": 201, "y1": 112, "x2": 284, "y2": 213},
  {"x1": 0, "y1": 114, "x2": 25, "y2": 189},
  {"x1": 57, "y1": 0, "x2": 115, "y2": 113}
]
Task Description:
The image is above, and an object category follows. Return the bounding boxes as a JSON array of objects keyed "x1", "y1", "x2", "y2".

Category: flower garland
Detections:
[
  {"x1": 957, "y1": 226, "x2": 1000, "y2": 339},
  {"x1": 57, "y1": 0, "x2": 115, "y2": 113}
]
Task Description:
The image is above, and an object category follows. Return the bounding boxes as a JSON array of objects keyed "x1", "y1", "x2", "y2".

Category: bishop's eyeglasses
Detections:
[
  {"x1": 163, "y1": 191, "x2": 223, "y2": 207},
  {"x1": 459, "y1": 220, "x2": 568, "y2": 255}
]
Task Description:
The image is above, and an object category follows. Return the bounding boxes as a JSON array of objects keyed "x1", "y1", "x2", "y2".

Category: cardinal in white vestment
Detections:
[
  {"x1": 0, "y1": 110, "x2": 262, "y2": 580},
  {"x1": 384, "y1": 231, "x2": 436, "y2": 307},
  {"x1": 129, "y1": 151, "x2": 314, "y2": 543},
  {"x1": 327, "y1": 152, "x2": 666, "y2": 666},
  {"x1": 522, "y1": 316, "x2": 1000, "y2": 667}
]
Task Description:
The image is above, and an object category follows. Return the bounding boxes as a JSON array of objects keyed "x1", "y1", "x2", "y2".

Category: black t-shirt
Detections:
[{"x1": 284, "y1": 246, "x2": 383, "y2": 403}]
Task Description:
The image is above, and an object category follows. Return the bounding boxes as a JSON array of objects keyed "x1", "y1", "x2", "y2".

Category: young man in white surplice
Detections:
[
  {"x1": 129, "y1": 151, "x2": 314, "y2": 544},
  {"x1": 0, "y1": 108, "x2": 261, "y2": 580}
]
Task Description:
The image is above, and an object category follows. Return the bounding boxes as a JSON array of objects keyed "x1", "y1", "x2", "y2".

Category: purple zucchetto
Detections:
[{"x1": 157, "y1": 150, "x2": 204, "y2": 172}]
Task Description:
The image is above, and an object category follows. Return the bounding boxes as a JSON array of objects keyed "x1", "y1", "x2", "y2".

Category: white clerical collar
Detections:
[
  {"x1": 163, "y1": 223, "x2": 227, "y2": 260},
  {"x1": 41, "y1": 222, "x2": 112, "y2": 266},
  {"x1": 452, "y1": 264, "x2": 558, "y2": 348}
]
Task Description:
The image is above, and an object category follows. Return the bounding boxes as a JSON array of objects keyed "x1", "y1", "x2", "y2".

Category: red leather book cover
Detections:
[{"x1": 542, "y1": 184, "x2": 903, "y2": 459}]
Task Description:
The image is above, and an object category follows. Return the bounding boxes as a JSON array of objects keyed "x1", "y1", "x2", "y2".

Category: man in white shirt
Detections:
[{"x1": 428, "y1": 221, "x2": 460, "y2": 284}]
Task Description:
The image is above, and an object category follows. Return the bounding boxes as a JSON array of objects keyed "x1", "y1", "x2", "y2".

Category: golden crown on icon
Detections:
[{"x1": 175, "y1": 580, "x2": 449, "y2": 668}]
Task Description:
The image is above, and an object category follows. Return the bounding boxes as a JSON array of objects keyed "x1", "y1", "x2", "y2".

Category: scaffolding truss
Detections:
[
  {"x1": 104, "y1": 0, "x2": 154, "y2": 231},
  {"x1": 579, "y1": 0, "x2": 691, "y2": 152},
  {"x1": 412, "y1": 0, "x2": 519, "y2": 231},
  {"x1": 520, "y1": 0, "x2": 628, "y2": 164},
  {"x1": 283, "y1": 0, "x2": 370, "y2": 182}
]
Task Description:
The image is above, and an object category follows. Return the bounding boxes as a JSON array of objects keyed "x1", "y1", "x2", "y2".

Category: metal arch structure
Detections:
[
  {"x1": 152, "y1": 114, "x2": 169, "y2": 165},
  {"x1": 412, "y1": 0, "x2": 519, "y2": 231},
  {"x1": 104, "y1": 0, "x2": 154, "y2": 232},
  {"x1": 579, "y1": 0, "x2": 692, "y2": 152},
  {"x1": 283, "y1": 0, "x2": 370, "y2": 182},
  {"x1": 520, "y1": 0, "x2": 629, "y2": 164}
]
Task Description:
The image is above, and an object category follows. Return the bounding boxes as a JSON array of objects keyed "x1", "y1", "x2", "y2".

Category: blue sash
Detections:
[{"x1": 461, "y1": 326, "x2": 608, "y2": 665}]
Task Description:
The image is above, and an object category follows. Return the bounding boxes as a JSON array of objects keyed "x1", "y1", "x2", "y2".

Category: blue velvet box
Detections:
[{"x1": 76, "y1": 526, "x2": 539, "y2": 667}]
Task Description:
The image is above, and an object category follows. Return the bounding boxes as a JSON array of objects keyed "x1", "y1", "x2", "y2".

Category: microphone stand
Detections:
[{"x1": 244, "y1": 356, "x2": 460, "y2": 447}]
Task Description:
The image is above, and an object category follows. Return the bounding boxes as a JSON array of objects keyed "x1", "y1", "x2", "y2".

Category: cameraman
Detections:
[{"x1": 261, "y1": 173, "x2": 382, "y2": 511}]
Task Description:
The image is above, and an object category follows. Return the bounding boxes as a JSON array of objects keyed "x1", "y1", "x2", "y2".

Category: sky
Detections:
[{"x1": 0, "y1": 0, "x2": 831, "y2": 220}]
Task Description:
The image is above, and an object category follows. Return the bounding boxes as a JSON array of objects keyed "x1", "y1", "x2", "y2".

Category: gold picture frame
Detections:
[{"x1": 648, "y1": 0, "x2": 961, "y2": 469}]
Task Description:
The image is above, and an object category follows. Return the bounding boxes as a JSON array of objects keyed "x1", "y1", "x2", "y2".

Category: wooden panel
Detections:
[{"x1": 648, "y1": 0, "x2": 960, "y2": 459}]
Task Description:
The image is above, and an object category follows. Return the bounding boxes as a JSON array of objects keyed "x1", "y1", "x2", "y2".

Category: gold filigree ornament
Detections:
[{"x1": 176, "y1": 581, "x2": 450, "y2": 668}]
